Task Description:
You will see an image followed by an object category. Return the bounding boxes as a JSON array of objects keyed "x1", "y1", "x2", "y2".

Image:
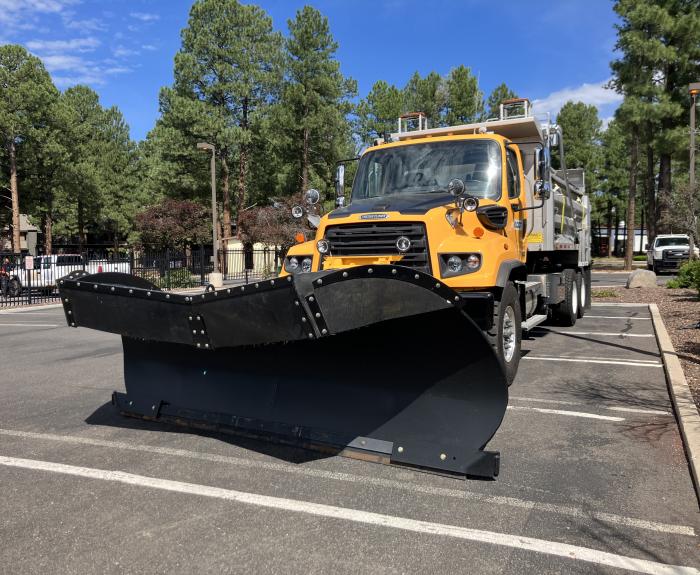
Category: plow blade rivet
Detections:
[
  {"x1": 455, "y1": 296, "x2": 460, "y2": 301},
  {"x1": 361, "y1": 440, "x2": 366, "y2": 446},
  {"x1": 440, "y1": 453, "x2": 447, "y2": 461},
  {"x1": 60, "y1": 280, "x2": 64, "y2": 284},
  {"x1": 151, "y1": 405, "x2": 156, "y2": 411},
  {"x1": 309, "y1": 296, "x2": 315, "y2": 302},
  {"x1": 446, "y1": 299, "x2": 452, "y2": 304},
  {"x1": 287, "y1": 276, "x2": 292, "y2": 282},
  {"x1": 110, "y1": 287, "x2": 115, "y2": 292},
  {"x1": 435, "y1": 283, "x2": 440, "y2": 288},
  {"x1": 200, "y1": 330, "x2": 205, "y2": 335},
  {"x1": 196, "y1": 316, "x2": 201, "y2": 321},
  {"x1": 201, "y1": 294, "x2": 205, "y2": 299},
  {"x1": 414, "y1": 274, "x2": 419, "y2": 280},
  {"x1": 64, "y1": 298, "x2": 69, "y2": 303},
  {"x1": 368, "y1": 268, "x2": 373, "y2": 274},
  {"x1": 188, "y1": 316, "x2": 193, "y2": 320},
  {"x1": 129, "y1": 289, "x2": 133, "y2": 294},
  {"x1": 147, "y1": 292, "x2": 151, "y2": 296},
  {"x1": 315, "y1": 313, "x2": 321, "y2": 318},
  {"x1": 205, "y1": 343, "x2": 209, "y2": 348},
  {"x1": 166, "y1": 294, "x2": 170, "y2": 299},
  {"x1": 227, "y1": 289, "x2": 231, "y2": 293},
  {"x1": 196, "y1": 343, "x2": 201, "y2": 348},
  {"x1": 128, "y1": 401, "x2": 133, "y2": 406},
  {"x1": 294, "y1": 300, "x2": 299, "y2": 306},
  {"x1": 321, "y1": 328, "x2": 328, "y2": 335},
  {"x1": 70, "y1": 322, "x2": 75, "y2": 327},
  {"x1": 94, "y1": 285, "x2": 98, "y2": 289},
  {"x1": 308, "y1": 333, "x2": 313, "y2": 338},
  {"x1": 392, "y1": 269, "x2": 397, "y2": 275},
  {"x1": 68, "y1": 310, "x2": 72, "y2": 315},
  {"x1": 241, "y1": 286, "x2": 245, "y2": 291},
  {"x1": 301, "y1": 317, "x2": 307, "y2": 322},
  {"x1": 397, "y1": 446, "x2": 404, "y2": 453},
  {"x1": 192, "y1": 330, "x2": 197, "y2": 334},
  {"x1": 270, "y1": 280, "x2": 275, "y2": 285},
  {"x1": 76, "y1": 282, "x2": 80, "y2": 286},
  {"x1": 342, "y1": 272, "x2": 348, "y2": 278},
  {"x1": 317, "y1": 279, "x2": 323, "y2": 285},
  {"x1": 255, "y1": 283, "x2": 259, "y2": 288}
]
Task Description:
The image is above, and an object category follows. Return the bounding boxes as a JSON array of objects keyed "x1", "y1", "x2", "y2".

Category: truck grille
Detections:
[
  {"x1": 662, "y1": 248, "x2": 688, "y2": 261},
  {"x1": 325, "y1": 222, "x2": 431, "y2": 274}
]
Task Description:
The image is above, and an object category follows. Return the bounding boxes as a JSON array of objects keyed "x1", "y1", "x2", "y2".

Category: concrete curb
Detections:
[
  {"x1": 649, "y1": 303, "x2": 700, "y2": 506},
  {"x1": 0, "y1": 303, "x2": 63, "y2": 314}
]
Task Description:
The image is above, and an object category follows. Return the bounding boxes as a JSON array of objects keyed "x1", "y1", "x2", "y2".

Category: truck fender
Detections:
[{"x1": 495, "y1": 260, "x2": 526, "y2": 288}]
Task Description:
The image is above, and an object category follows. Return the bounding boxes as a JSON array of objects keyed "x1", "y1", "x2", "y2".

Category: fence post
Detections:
[
  {"x1": 129, "y1": 250, "x2": 134, "y2": 277},
  {"x1": 26, "y1": 256, "x2": 32, "y2": 306},
  {"x1": 165, "y1": 247, "x2": 171, "y2": 290},
  {"x1": 200, "y1": 244, "x2": 205, "y2": 286}
]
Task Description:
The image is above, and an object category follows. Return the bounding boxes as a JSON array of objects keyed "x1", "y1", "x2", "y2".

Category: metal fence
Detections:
[{"x1": 0, "y1": 247, "x2": 282, "y2": 309}]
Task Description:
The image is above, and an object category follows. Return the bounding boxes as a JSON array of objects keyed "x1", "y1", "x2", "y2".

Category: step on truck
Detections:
[{"x1": 58, "y1": 98, "x2": 590, "y2": 480}]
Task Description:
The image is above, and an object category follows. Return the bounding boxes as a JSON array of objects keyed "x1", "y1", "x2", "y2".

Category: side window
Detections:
[{"x1": 506, "y1": 148, "x2": 520, "y2": 199}]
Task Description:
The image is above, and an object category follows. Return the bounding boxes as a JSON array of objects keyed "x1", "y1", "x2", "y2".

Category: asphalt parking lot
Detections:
[
  {"x1": 592, "y1": 270, "x2": 677, "y2": 287},
  {"x1": 0, "y1": 305, "x2": 698, "y2": 574}
]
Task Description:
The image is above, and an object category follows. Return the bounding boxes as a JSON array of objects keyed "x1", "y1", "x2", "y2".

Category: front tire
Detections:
[{"x1": 485, "y1": 282, "x2": 521, "y2": 386}]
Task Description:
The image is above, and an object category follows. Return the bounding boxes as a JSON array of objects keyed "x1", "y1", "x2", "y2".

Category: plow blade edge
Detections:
[{"x1": 59, "y1": 265, "x2": 508, "y2": 479}]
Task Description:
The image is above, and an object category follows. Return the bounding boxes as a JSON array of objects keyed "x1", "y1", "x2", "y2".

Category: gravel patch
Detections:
[{"x1": 592, "y1": 286, "x2": 700, "y2": 409}]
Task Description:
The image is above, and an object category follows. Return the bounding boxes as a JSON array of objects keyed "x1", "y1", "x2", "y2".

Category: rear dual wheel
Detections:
[
  {"x1": 553, "y1": 268, "x2": 578, "y2": 326},
  {"x1": 485, "y1": 282, "x2": 521, "y2": 386}
]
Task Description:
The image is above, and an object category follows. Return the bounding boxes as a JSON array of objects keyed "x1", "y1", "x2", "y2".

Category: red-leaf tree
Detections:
[{"x1": 135, "y1": 199, "x2": 211, "y2": 249}]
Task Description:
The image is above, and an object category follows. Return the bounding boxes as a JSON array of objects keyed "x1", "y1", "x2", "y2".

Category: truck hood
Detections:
[{"x1": 328, "y1": 192, "x2": 452, "y2": 218}]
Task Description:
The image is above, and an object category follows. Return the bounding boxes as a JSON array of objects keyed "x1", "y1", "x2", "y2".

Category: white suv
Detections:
[{"x1": 646, "y1": 234, "x2": 698, "y2": 273}]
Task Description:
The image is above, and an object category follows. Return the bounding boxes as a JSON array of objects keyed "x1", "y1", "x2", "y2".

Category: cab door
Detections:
[{"x1": 505, "y1": 146, "x2": 526, "y2": 261}]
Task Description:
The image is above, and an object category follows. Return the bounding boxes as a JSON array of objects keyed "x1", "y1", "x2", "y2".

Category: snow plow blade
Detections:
[{"x1": 58, "y1": 265, "x2": 508, "y2": 479}]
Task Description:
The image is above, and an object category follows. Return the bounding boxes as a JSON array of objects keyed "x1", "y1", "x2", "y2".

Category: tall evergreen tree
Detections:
[
  {"x1": 169, "y1": 0, "x2": 283, "y2": 236},
  {"x1": 402, "y1": 71, "x2": 445, "y2": 127},
  {"x1": 0, "y1": 45, "x2": 57, "y2": 251},
  {"x1": 356, "y1": 80, "x2": 404, "y2": 144},
  {"x1": 444, "y1": 65, "x2": 482, "y2": 125},
  {"x1": 555, "y1": 101, "x2": 603, "y2": 193},
  {"x1": 280, "y1": 6, "x2": 356, "y2": 196}
]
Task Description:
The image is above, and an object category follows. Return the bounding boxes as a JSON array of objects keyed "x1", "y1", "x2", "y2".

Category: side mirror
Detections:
[
  {"x1": 448, "y1": 178, "x2": 465, "y2": 197},
  {"x1": 335, "y1": 164, "x2": 345, "y2": 208},
  {"x1": 534, "y1": 180, "x2": 551, "y2": 200}
]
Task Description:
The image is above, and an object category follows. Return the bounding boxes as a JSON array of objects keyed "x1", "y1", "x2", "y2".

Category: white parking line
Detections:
[
  {"x1": 0, "y1": 456, "x2": 696, "y2": 575},
  {"x1": 591, "y1": 303, "x2": 650, "y2": 307},
  {"x1": 523, "y1": 356, "x2": 662, "y2": 368},
  {"x1": 532, "y1": 328, "x2": 654, "y2": 338},
  {"x1": 0, "y1": 323, "x2": 59, "y2": 327},
  {"x1": 510, "y1": 396, "x2": 671, "y2": 416},
  {"x1": 507, "y1": 405, "x2": 625, "y2": 421},
  {"x1": 0, "y1": 428, "x2": 690, "y2": 536},
  {"x1": 585, "y1": 316, "x2": 652, "y2": 320}
]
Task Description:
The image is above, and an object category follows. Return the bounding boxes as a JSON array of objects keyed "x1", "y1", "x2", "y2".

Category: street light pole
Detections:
[
  {"x1": 197, "y1": 142, "x2": 222, "y2": 285},
  {"x1": 689, "y1": 83, "x2": 699, "y2": 259}
]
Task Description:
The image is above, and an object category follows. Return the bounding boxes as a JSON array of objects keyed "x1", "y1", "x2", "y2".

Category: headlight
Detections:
[
  {"x1": 463, "y1": 196, "x2": 479, "y2": 212},
  {"x1": 317, "y1": 239, "x2": 330, "y2": 254},
  {"x1": 466, "y1": 254, "x2": 481, "y2": 269},
  {"x1": 301, "y1": 257, "x2": 312, "y2": 272},
  {"x1": 439, "y1": 253, "x2": 482, "y2": 277},
  {"x1": 447, "y1": 255, "x2": 463, "y2": 273},
  {"x1": 285, "y1": 257, "x2": 299, "y2": 272}
]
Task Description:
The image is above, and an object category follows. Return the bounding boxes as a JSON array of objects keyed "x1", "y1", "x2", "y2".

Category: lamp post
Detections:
[
  {"x1": 197, "y1": 142, "x2": 222, "y2": 285},
  {"x1": 689, "y1": 83, "x2": 699, "y2": 259}
]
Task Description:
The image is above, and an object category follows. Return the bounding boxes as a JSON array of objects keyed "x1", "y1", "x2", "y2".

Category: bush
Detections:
[
  {"x1": 155, "y1": 267, "x2": 194, "y2": 289},
  {"x1": 667, "y1": 260, "x2": 700, "y2": 295},
  {"x1": 633, "y1": 255, "x2": 646, "y2": 261}
]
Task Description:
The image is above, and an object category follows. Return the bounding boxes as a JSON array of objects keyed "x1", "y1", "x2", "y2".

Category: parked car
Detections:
[
  {"x1": 16, "y1": 254, "x2": 131, "y2": 293},
  {"x1": 646, "y1": 234, "x2": 699, "y2": 273}
]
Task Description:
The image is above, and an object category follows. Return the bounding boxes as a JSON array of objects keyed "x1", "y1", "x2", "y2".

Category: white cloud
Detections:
[
  {"x1": 63, "y1": 17, "x2": 106, "y2": 32},
  {"x1": 113, "y1": 45, "x2": 139, "y2": 58},
  {"x1": 531, "y1": 80, "x2": 623, "y2": 120},
  {"x1": 130, "y1": 12, "x2": 159, "y2": 22},
  {"x1": 0, "y1": 0, "x2": 78, "y2": 26},
  {"x1": 26, "y1": 37, "x2": 99, "y2": 53},
  {"x1": 141, "y1": 44, "x2": 157, "y2": 51}
]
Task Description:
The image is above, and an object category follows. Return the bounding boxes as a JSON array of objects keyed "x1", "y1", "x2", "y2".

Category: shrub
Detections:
[
  {"x1": 155, "y1": 267, "x2": 194, "y2": 289},
  {"x1": 667, "y1": 260, "x2": 700, "y2": 296},
  {"x1": 592, "y1": 289, "x2": 619, "y2": 298},
  {"x1": 633, "y1": 255, "x2": 646, "y2": 261}
]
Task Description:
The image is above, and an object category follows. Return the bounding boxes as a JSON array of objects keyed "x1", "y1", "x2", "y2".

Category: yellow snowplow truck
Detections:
[{"x1": 58, "y1": 98, "x2": 590, "y2": 480}]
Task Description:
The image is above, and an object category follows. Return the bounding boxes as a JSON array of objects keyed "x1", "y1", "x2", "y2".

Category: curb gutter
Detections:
[{"x1": 649, "y1": 303, "x2": 700, "y2": 506}]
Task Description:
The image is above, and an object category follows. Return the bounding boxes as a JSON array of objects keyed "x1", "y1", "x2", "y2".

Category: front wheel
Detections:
[{"x1": 485, "y1": 282, "x2": 521, "y2": 386}]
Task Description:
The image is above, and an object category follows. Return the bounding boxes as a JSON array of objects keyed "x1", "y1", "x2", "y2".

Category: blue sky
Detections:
[{"x1": 0, "y1": 0, "x2": 623, "y2": 141}]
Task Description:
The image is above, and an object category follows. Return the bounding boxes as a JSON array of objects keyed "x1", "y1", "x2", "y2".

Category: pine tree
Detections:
[
  {"x1": 0, "y1": 45, "x2": 57, "y2": 252},
  {"x1": 444, "y1": 65, "x2": 482, "y2": 125},
  {"x1": 402, "y1": 71, "x2": 445, "y2": 127},
  {"x1": 485, "y1": 83, "x2": 518, "y2": 119},
  {"x1": 356, "y1": 80, "x2": 404, "y2": 144}
]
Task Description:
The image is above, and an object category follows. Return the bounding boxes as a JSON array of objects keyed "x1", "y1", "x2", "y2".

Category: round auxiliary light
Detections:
[
  {"x1": 466, "y1": 254, "x2": 481, "y2": 269},
  {"x1": 287, "y1": 257, "x2": 299, "y2": 271},
  {"x1": 291, "y1": 205, "x2": 304, "y2": 219},
  {"x1": 447, "y1": 255, "x2": 463, "y2": 273},
  {"x1": 317, "y1": 239, "x2": 330, "y2": 254},
  {"x1": 396, "y1": 236, "x2": 411, "y2": 253},
  {"x1": 301, "y1": 257, "x2": 312, "y2": 273},
  {"x1": 305, "y1": 189, "x2": 321, "y2": 205},
  {"x1": 463, "y1": 196, "x2": 479, "y2": 212}
]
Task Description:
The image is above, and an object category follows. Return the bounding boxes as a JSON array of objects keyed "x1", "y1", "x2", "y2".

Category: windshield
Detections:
[
  {"x1": 656, "y1": 237, "x2": 688, "y2": 247},
  {"x1": 352, "y1": 140, "x2": 502, "y2": 201}
]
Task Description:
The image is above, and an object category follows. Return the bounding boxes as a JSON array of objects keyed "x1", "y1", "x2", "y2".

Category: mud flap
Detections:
[{"x1": 60, "y1": 265, "x2": 508, "y2": 479}]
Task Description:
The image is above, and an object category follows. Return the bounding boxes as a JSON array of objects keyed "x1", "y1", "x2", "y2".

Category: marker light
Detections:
[{"x1": 473, "y1": 227, "x2": 485, "y2": 238}]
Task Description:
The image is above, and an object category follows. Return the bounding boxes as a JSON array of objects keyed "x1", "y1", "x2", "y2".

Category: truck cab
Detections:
[{"x1": 282, "y1": 103, "x2": 590, "y2": 383}]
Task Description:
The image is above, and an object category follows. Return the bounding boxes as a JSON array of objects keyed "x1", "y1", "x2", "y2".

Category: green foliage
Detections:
[
  {"x1": 356, "y1": 80, "x2": 404, "y2": 144},
  {"x1": 484, "y1": 83, "x2": 517, "y2": 119},
  {"x1": 592, "y1": 289, "x2": 619, "y2": 298},
  {"x1": 667, "y1": 260, "x2": 700, "y2": 295},
  {"x1": 444, "y1": 66, "x2": 482, "y2": 125},
  {"x1": 156, "y1": 267, "x2": 196, "y2": 289},
  {"x1": 633, "y1": 255, "x2": 646, "y2": 261}
]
